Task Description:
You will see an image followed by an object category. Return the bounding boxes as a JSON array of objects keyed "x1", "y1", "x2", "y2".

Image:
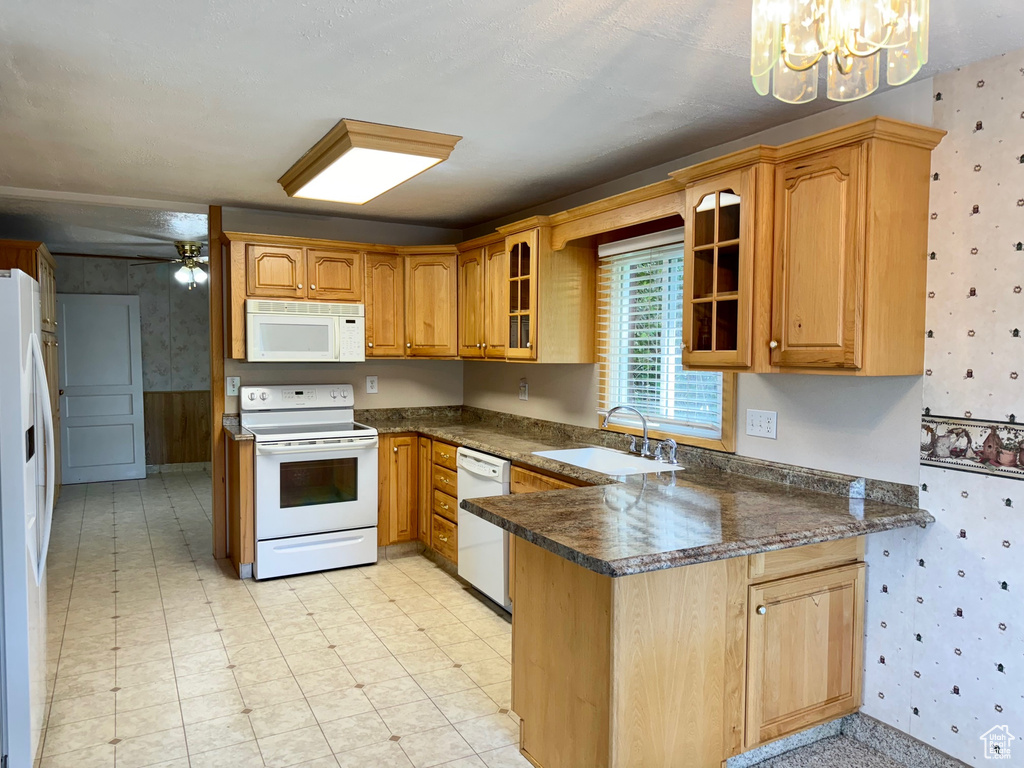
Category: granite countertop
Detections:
[
  {"x1": 461, "y1": 470, "x2": 931, "y2": 577},
  {"x1": 361, "y1": 412, "x2": 932, "y2": 578},
  {"x1": 223, "y1": 422, "x2": 253, "y2": 441},
  {"x1": 226, "y1": 408, "x2": 933, "y2": 575}
]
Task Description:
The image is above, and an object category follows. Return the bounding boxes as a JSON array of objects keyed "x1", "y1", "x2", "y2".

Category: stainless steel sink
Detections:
[{"x1": 532, "y1": 447, "x2": 680, "y2": 476}]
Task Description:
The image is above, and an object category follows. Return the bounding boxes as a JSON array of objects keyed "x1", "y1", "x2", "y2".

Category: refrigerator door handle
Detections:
[{"x1": 30, "y1": 332, "x2": 55, "y2": 586}]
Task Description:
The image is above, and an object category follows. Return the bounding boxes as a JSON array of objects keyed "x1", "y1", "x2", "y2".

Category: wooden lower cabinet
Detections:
[
  {"x1": 417, "y1": 437, "x2": 433, "y2": 545},
  {"x1": 225, "y1": 430, "x2": 254, "y2": 577},
  {"x1": 379, "y1": 434, "x2": 419, "y2": 545},
  {"x1": 745, "y1": 562, "x2": 865, "y2": 748},
  {"x1": 511, "y1": 537, "x2": 866, "y2": 768},
  {"x1": 377, "y1": 435, "x2": 459, "y2": 565},
  {"x1": 431, "y1": 514, "x2": 458, "y2": 562},
  {"x1": 510, "y1": 465, "x2": 581, "y2": 493}
]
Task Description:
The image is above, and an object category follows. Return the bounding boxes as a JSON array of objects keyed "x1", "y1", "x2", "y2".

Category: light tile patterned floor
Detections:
[{"x1": 41, "y1": 471, "x2": 529, "y2": 768}]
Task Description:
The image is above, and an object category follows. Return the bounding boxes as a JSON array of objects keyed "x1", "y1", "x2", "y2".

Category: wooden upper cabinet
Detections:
[
  {"x1": 246, "y1": 243, "x2": 306, "y2": 298},
  {"x1": 0, "y1": 240, "x2": 58, "y2": 332},
  {"x1": 745, "y1": 562, "x2": 865, "y2": 747},
  {"x1": 364, "y1": 252, "x2": 405, "y2": 357},
  {"x1": 306, "y1": 249, "x2": 363, "y2": 301},
  {"x1": 682, "y1": 168, "x2": 757, "y2": 369},
  {"x1": 458, "y1": 248, "x2": 486, "y2": 358},
  {"x1": 483, "y1": 243, "x2": 509, "y2": 359},
  {"x1": 771, "y1": 147, "x2": 863, "y2": 369},
  {"x1": 405, "y1": 251, "x2": 458, "y2": 357},
  {"x1": 504, "y1": 229, "x2": 539, "y2": 361},
  {"x1": 673, "y1": 118, "x2": 943, "y2": 376}
]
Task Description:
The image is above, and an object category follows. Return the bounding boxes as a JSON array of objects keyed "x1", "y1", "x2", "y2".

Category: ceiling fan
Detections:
[{"x1": 132, "y1": 241, "x2": 208, "y2": 290}]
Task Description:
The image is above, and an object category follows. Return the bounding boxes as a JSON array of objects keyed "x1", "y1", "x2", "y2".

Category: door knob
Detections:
[
  {"x1": 756, "y1": 605, "x2": 767, "y2": 615},
  {"x1": 769, "y1": 340, "x2": 779, "y2": 349}
]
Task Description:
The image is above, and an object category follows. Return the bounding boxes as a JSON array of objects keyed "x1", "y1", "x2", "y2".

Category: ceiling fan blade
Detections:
[{"x1": 130, "y1": 259, "x2": 180, "y2": 267}]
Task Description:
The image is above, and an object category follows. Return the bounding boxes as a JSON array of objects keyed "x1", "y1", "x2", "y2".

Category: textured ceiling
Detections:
[{"x1": 1, "y1": 0, "x2": 1023, "y2": 235}]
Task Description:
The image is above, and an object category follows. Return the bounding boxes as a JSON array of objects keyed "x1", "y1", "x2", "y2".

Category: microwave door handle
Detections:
[{"x1": 257, "y1": 437, "x2": 378, "y2": 456}]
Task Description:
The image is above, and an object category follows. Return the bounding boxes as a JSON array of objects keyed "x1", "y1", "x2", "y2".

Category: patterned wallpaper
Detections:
[
  {"x1": 55, "y1": 255, "x2": 210, "y2": 391},
  {"x1": 861, "y1": 51, "x2": 1023, "y2": 765}
]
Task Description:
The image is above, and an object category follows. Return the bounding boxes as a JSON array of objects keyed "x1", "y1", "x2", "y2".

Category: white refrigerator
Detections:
[{"x1": 0, "y1": 269, "x2": 56, "y2": 767}]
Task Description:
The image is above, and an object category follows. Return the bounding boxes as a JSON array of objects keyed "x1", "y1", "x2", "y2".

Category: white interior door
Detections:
[{"x1": 56, "y1": 294, "x2": 146, "y2": 483}]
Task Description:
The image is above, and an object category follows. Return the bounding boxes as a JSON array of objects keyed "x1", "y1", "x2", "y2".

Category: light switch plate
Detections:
[
  {"x1": 366, "y1": 375, "x2": 378, "y2": 394},
  {"x1": 225, "y1": 377, "x2": 240, "y2": 397},
  {"x1": 519, "y1": 378, "x2": 529, "y2": 401},
  {"x1": 746, "y1": 409, "x2": 777, "y2": 439}
]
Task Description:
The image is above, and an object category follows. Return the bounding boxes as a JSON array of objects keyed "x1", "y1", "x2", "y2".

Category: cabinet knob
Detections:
[
  {"x1": 297, "y1": 283, "x2": 303, "y2": 289},
  {"x1": 681, "y1": 343, "x2": 687, "y2": 350},
  {"x1": 526, "y1": 341, "x2": 532, "y2": 349},
  {"x1": 310, "y1": 284, "x2": 316, "y2": 290},
  {"x1": 440, "y1": 502, "x2": 450, "y2": 510},
  {"x1": 476, "y1": 343, "x2": 481, "y2": 348},
  {"x1": 438, "y1": 534, "x2": 449, "y2": 543},
  {"x1": 756, "y1": 605, "x2": 767, "y2": 615},
  {"x1": 406, "y1": 343, "x2": 412, "y2": 348},
  {"x1": 769, "y1": 340, "x2": 779, "y2": 350},
  {"x1": 441, "y1": 453, "x2": 450, "y2": 459},
  {"x1": 441, "y1": 477, "x2": 449, "y2": 484},
  {"x1": 393, "y1": 447, "x2": 398, "y2": 453},
  {"x1": 482, "y1": 343, "x2": 487, "y2": 349},
  {"x1": 367, "y1": 342, "x2": 374, "y2": 348}
]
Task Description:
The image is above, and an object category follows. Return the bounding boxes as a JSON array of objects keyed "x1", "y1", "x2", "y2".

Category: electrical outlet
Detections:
[
  {"x1": 518, "y1": 378, "x2": 529, "y2": 401},
  {"x1": 365, "y1": 375, "x2": 378, "y2": 394},
  {"x1": 746, "y1": 409, "x2": 778, "y2": 439},
  {"x1": 225, "y1": 377, "x2": 240, "y2": 397}
]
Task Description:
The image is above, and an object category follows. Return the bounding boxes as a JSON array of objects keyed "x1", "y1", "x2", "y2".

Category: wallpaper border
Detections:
[{"x1": 921, "y1": 414, "x2": 1024, "y2": 481}]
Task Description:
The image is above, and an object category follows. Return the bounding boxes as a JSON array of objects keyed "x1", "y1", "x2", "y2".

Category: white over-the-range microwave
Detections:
[{"x1": 246, "y1": 299, "x2": 366, "y2": 362}]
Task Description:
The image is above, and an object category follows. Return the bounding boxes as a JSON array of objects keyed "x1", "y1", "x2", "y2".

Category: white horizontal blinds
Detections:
[{"x1": 597, "y1": 239, "x2": 724, "y2": 440}]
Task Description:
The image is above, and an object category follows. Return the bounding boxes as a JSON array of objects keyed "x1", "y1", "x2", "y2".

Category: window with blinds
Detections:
[{"x1": 597, "y1": 230, "x2": 725, "y2": 442}]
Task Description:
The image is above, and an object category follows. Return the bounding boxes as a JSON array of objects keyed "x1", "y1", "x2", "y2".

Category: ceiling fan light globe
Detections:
[
  {"x1": 192, "y1": 266, "x2": 208, "y2": 283},
  {"x1": 174, "y1": 265, "x2": 192, "y2": 284}
]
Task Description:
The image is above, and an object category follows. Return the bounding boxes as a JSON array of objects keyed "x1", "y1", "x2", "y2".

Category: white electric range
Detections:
[{"x1": 240, "y1": 384, "x2": 378, "y2": 579}]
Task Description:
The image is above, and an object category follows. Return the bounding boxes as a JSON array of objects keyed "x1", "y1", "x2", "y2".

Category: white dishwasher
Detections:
[{"x1": 457, "y1": 447, "x2": 512, "y2": 611}]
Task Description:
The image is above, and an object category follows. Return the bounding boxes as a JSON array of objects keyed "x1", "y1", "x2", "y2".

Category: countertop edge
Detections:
[{"x1": 460, "y1": 499, "x2": 935, "y2": 577}]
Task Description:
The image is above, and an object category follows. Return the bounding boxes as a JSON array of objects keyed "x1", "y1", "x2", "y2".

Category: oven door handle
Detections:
[{"x1": 256, "y1": 437, "x2": 378, "y2": 456}]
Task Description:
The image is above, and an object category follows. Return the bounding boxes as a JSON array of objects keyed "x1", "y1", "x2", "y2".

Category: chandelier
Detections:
[{"x1": 751, "y1": 0, "x2": 930, "y2": 103}]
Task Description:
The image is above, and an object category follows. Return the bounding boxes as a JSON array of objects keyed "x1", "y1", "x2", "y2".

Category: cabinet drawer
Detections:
[
  {"x1": 432, "y1": 441, "x2": 458, "y2": 470},
  {"x1": 433, "y1": 465, "x2": 457, "y2": 495},
  {"x1": 510, "y1": 465, "x2": 581, "y2": 494},
  {"x1": 433, "y1": 489, "x2": 458, "y2": 524},
  {"x1": 748, "y1": 537, "x2": 864, "y2": 582},
  {"x1": 432, "y1": 514, "x2": 458, "y2": 562}
]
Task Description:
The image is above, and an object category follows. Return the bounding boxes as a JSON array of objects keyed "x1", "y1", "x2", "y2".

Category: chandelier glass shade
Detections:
[{"x1": 751, "y1": 0, "x2": 929, "y2": 103}]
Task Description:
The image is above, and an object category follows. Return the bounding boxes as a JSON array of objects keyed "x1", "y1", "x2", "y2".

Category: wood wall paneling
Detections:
[{"x1": 144, "y1": 390, "x2": 212, "y2": 465}]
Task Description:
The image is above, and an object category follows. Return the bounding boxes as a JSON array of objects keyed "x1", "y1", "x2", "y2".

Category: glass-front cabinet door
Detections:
[
  {"x1": 682, "y1": 168, "x2": 755, "y2": 368},
  {"x1": 505, "y1": 229, "x2": 538, "y2": 360}
]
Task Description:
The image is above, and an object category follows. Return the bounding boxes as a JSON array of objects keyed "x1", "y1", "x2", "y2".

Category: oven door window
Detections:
[{"x1": 280, "y1": 457, "x2": 357, "y2": 508}]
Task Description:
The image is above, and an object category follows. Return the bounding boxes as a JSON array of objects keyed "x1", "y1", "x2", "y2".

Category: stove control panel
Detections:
[{"x1": 240, "y1": 384, "x2": 355, "y2": 411}]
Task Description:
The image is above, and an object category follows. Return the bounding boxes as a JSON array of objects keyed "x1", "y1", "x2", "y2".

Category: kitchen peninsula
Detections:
[{"x1": 451, "y1": 417, "x2": 932, "y2": 768}]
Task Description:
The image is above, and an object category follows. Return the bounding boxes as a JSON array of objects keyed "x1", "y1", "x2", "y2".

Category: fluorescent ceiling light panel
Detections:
[{"x1": 279, "y1": 119, "x2": 462, "y2": 205}]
